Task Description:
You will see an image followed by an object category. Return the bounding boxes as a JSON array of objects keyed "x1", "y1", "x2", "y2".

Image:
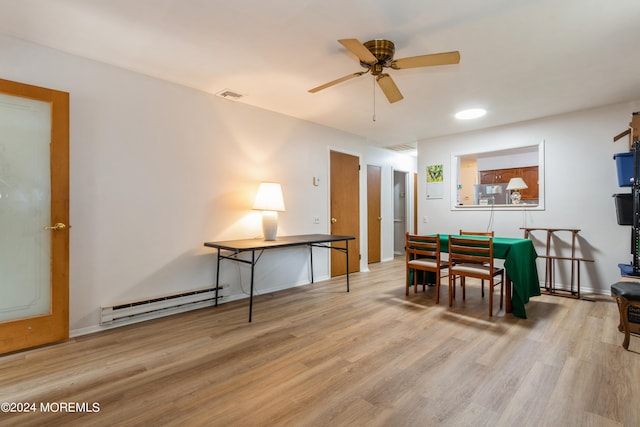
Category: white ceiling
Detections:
[{"x1": 1, "y1": 0, "x2": 640, "y2": 148}]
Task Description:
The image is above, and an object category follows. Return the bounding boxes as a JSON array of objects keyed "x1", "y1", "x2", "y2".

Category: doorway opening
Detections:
[{"x1": 393, "y1": 170, "x2": 408, "y2": 256}]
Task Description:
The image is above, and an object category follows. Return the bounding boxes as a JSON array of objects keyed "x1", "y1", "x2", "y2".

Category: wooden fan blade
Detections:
[
  {"x1": 308, "y1": 72, "x2": 367, "y2": 93},
  {"x1": 338, "y1": 39, "x2": 377, "y2": 64},
  {"x1": 376, "y1": 74, "x2": 403, "y2": 103},
  {"x1": 391, "y1": 51, "x2": 460, "y2": 69}
]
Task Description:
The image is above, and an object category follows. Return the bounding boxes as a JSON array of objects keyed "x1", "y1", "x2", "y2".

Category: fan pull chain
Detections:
[{"x1": 372, "y1": 76, "x2": 376, "y2": 122}]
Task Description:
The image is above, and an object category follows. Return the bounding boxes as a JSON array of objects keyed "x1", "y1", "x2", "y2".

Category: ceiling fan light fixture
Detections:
[
  {"x1": 309, "y1": 38, "x2": 461, "y2": 104},
  {"x1": 455, "y1": 108, "x2": 487, "y2": 120}
]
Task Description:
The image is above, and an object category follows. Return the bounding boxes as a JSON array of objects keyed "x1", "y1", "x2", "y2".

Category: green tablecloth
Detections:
[{"x1": 439, "y1": 235, "x2": 540, "y2": 318}]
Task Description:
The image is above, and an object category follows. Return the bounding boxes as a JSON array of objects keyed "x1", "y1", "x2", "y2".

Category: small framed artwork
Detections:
[{"x1": 426, "y1": 164, "x2": 444, "y2": 199}]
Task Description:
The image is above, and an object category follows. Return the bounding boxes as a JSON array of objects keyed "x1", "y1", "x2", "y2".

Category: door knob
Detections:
[
  {"x1": 378, "y1": 217, "x2": 382, "y2": 221},
  {"x1": 331, "y1": 218, "x2": 337, "y2": 224},
  {"x1": 44, "y1": 223, "x2": 67, "y2": 231}
]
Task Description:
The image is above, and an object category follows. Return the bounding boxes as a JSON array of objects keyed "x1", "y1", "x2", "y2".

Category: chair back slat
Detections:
[
  {"x1": 406, "y1": 234, "x2": 440, "y2": 260},
  {"x1": 448, "y1": 235, "x2": 494, "y2": 271},
  {"x1": 459, "y1": 230, "x2": 494, "y2": 237}
]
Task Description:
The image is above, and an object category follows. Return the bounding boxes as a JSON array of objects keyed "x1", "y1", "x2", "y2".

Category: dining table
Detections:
[{"x1": 432, "y1": 234, "x2": 541, "y2": 318}]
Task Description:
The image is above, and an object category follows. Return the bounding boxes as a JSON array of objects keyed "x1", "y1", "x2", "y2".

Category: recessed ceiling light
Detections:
[{"x1": 455, "y1": 108, "x2": 487, "y2": 120}]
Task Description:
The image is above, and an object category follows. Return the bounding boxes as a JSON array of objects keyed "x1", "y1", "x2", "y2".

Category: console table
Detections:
[{"x1": 204, "y1": 234, "x2": 356, "y2": 322}]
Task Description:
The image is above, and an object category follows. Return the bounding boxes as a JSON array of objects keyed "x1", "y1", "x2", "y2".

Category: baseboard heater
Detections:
[{"x1": 100, "y1": 287, "x2": 222, "y2": 325}]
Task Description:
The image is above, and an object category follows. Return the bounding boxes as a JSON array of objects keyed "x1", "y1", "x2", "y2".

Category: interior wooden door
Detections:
[
  {"x1": 330, "y1": 150, "x2": 360, "y2": 276},
  {"x1": 367, "y1": 165, "x2": 381, "y2": 264},
  {"x1": 0, "y1": 78, "x2": 69, "y2": 354}
]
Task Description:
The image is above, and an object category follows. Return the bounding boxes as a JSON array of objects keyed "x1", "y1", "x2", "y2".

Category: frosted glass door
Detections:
[{"x1": 0, "y1": 93, "x2": 52, "y2": 322}]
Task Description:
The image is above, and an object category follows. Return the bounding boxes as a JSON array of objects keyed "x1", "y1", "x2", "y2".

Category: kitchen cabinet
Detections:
[{"x1": 479, "y1": 166, "x2": 538, "y2": 200}]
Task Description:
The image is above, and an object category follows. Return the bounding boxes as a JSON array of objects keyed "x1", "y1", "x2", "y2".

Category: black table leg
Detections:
[
  {"x1": 346, "y1": 240, "x2": 350, "y2": 292},
  {"x1": 309, "y1": 243, "x2": 314, "y2": 283},
  {"x1": 249, "y1": 249, "x2": 255, "y2": 322},
  {"x1": 215, "y1": 250, "x2": 221, "y2": 307}
]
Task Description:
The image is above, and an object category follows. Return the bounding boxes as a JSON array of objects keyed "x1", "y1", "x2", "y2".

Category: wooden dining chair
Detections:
[
  {"x1": 448, "y1": 235, "x2": 504, "y2": 316},
  {"x1": 405, "y1": 233, "x2": 447, "y2": 304},
  {"x1": 459, "y1": 230, "x2": 494, "y2": 297}
]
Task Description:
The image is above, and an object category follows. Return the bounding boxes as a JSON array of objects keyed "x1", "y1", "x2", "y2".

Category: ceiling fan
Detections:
[{"x1": 309, "y1": 39, "x2": 460, "y2": 103}]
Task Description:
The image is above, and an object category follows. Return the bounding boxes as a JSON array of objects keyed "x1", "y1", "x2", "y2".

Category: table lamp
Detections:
[
  {"x1": 506, "y1": 177, "x2": 528, "y2": 204},
  {"x1": 253, "y1": 182, "x2": 285, "y2": 240}
]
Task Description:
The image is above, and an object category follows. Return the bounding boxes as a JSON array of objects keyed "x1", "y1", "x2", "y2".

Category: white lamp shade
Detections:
[
  {"x1": 506, "y1": 177, "x2": 528, "y2": 190},
  {"x1": 253, "y1": 182, "x2": 285, "y2": 212}
]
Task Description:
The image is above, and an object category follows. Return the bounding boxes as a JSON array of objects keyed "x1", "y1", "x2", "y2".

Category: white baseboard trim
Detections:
[{"x1": 70, "y1": 274, "x2": 335, "y2": 337}]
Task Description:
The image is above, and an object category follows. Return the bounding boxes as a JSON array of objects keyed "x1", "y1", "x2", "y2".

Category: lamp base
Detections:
[
  {"x1": 261, "y1": 211, "x2": 278, "y2": 241},
  {"x1": 510, "y1": 190, "x2": 522, "y2": 204}
]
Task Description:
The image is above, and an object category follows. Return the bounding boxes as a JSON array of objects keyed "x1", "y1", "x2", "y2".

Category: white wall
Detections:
[
  {"x1": 418, "y1": 100, "x2": 640, "y2": 295},
  {"x1": 1, "y1": 34, "x2": 415, "y2": 334}
]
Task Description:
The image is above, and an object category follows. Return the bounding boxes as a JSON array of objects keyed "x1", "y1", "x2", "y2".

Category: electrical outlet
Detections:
[
  {"x1": 313, "y1": 217, "x2": 320, "y2": 224},
  {"x1": 423, "y1": 216, "x2": 428, "y2": 223}
]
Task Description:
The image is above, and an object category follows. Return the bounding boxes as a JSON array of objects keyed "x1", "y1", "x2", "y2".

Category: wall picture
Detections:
[{"x1": 426, "y1": 164, "x2": 444, "y2": 199}]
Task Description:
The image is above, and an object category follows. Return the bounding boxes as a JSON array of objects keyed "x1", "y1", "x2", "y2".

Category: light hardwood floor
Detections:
[{"x1": 0, "y1": 257, "x2": 638, "y2": 426}]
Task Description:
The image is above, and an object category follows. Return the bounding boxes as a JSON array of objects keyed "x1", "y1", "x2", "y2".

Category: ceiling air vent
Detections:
[
  {"x1": 215, "y1": 89, "x2": 246, "y2": 101},
  {"x1": 386, "y1": 143, "x2": 417, "y2": 152}
]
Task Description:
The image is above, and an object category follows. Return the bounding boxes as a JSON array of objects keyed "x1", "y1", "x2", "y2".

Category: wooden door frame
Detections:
[
  {"x1": 0, "y1": 78, "x2": 69, "y2": 354},
  {"x1": 413, "y1": 172, "x2": 418, "y2": 234},
  {"x1": 392, "y1": 168, "x2": 416, "y2": 253}
]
